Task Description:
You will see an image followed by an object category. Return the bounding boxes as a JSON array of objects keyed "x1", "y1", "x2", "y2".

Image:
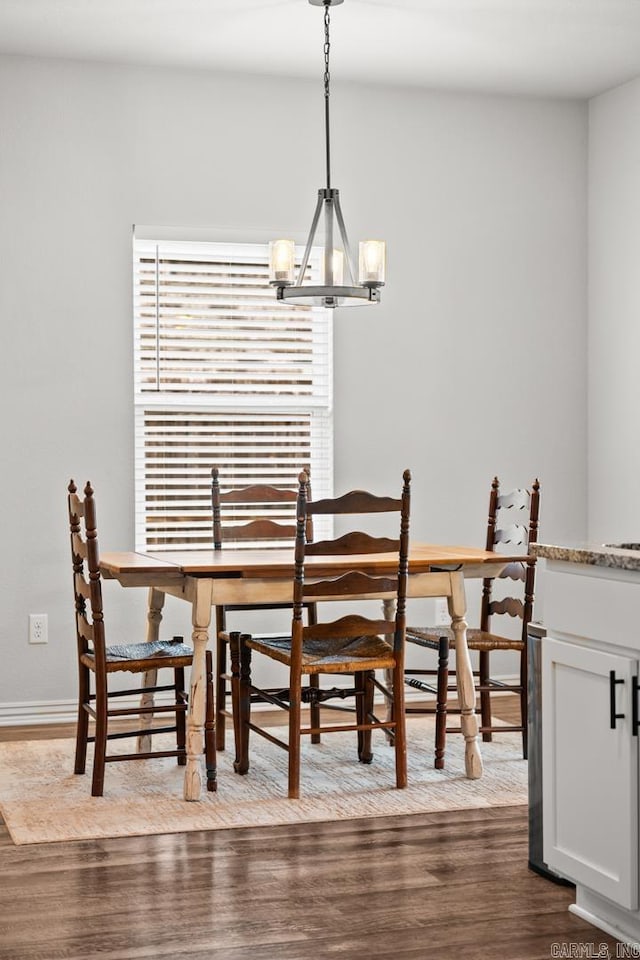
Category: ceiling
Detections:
[{"x1": 1, "y1": 0, "x2": 640, "y2": 99}]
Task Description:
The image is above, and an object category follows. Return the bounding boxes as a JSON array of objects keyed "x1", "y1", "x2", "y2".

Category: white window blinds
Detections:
[{"x1": 133, "y1": 238, "x2": 333, "y2": 551}]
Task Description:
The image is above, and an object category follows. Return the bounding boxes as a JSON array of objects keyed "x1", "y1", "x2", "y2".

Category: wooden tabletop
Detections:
[{"x1": 100, "y1": 544, "x2": 527, "y2": 579}]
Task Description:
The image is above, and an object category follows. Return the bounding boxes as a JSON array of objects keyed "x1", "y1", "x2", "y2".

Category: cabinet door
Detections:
[{"x1": 542, "y1": 637, "x2": 638, "y2": 909}]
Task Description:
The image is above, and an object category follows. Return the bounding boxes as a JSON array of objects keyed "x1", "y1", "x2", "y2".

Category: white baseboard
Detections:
[
  {"x1": 0, "y1": 695, "x2": 174, "y2": 727},
  {"x1": 0, "y1": 699, "x2": 78, "y2": 727}
]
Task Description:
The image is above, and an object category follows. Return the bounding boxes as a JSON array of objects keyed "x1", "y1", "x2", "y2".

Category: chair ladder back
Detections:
[
  {"x1": 480, "y1": 477, "x2": 500, "y2": 631},
  {"x1": 303, "y1": 613, "x2": 397, "y2": 642},
  {"x1": 70, "y1": 543, "x2": 94, "y2": 650},
  {"x1": 212, "y1": 465, "x2": 312, "y2": 549},
  {"x1": 73, "y1": 571, "x2": 91, "y2": 601},
  {"x1": 68, "y1": 479, "x2": 106, "y2": 661},
  {"x1": 499, "y1": 561, "x2": 527, "y2": 582},
  {"x1": 302, "y1": 570, "x2": 400, "y2": 602},
  {"x1": 305, "y1": 531, "x2": 399, "y2": 557},
  {"x1": 219, "y1": 518, "x2": 298, "y2": 543},
  {"x1": 293, "y1": 471, "x2": 309, "y2": 618},
  {"x1": 68, "y1": 480, "x2": 90, "y2": 655},
  {"x1": 395, "y1": 468, "x2": 412, "y2": 650},
  {"x1": 484, "y1": 476, "x2": 500, "y2": 552},
  {"x1": 487, "y1": 596, "x2": 525, "y2": 619},
  {"x1": 496, "y1": 488, "x2": 531, "y2": 511},
  {"x1": 480, "y1": 477, "x2": 540, "y2": 635},
  {"x1": 521, "y1": 478, "x2": 541, "y2": 643},
  {"x1": 293, "y1": 469, "x2": 411, "y2": 650},
  {"x1": 309, "y1": 489, "x2": 402, "y2": 516},
  {"x1": 493, "y1": 524, "x2": 529, "y2": 548},
  {"x1": 71, "y1": 531, "x2": 88, "y2": 560},
  {"x1": 68, "y1": 489, "x2": 85, "y2": 518}
]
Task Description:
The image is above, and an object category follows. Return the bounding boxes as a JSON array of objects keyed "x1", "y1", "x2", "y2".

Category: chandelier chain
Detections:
[
  {"x1": 323, "y1": 1, "x2": 331, "y2": 189},
  {"x1": 324, "y1": 3, "x2": 331, "y2": 100}
]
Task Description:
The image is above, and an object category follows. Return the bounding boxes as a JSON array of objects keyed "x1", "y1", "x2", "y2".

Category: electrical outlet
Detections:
[
  {"x1": 29, "y1": 613, "x2": 48, "y2": 644},
  {"x1": 434, "y1": 598, "x2": 450, "y2": 626}
]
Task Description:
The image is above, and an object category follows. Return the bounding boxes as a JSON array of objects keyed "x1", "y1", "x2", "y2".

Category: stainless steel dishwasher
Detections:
[{"x1": 527, "y1": 621, "x2": 572, "y2": 884}]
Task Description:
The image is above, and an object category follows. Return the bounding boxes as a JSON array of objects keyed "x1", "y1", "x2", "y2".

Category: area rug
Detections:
[{"x1": 0, "y1": 719, "x2": 527, "y2": 845}]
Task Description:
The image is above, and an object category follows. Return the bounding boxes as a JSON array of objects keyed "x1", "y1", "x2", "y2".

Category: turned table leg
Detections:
[
  {"x1": 448, "y1": 570, "x2": 483, "y2": 779},
  {"x1": 382, "y1": 598, "x2": 396, "y2": 735},
  {"x1": 184, "y1": 578, "x2": 214, "y2": 801},
  {"x1": 137, "y1": 587, "x2": 165, "y2": 754}
]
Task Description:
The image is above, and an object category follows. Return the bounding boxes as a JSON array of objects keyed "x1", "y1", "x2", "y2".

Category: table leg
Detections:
[
  {"x1": 382, "y1": 598, "x2": 396, "y2": 734},
  {"x1": 448, "y1": 570, "x2": 483, "y2": 779},
  {"x1": 184, "y1": 578, "x2": 214, "y2": 801},
  {"x1": 137, "y1": 587, "x2": 165, "y2": 753}
]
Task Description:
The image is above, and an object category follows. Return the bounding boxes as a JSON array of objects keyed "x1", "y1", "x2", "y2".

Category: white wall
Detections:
[
  {"x1": 0, "y1": 54, "x2": 588, "y2": 715},
  {"x1": 588, "y1": 78, "x2": 640, "y2": 542}
]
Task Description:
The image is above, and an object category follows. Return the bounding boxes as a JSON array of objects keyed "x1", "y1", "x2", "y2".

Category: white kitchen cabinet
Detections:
[
  {"x1": 534, "y1": 546, "x2": 640, "y2": 945},
  {"x1": 542, "y1": 635, "x2": 638, "y2": 910}
]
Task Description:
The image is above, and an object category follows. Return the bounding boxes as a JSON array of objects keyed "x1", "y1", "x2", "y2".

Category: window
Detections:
[{"x1": 133, "y1": 237, "x2": 333, "y2": 551}]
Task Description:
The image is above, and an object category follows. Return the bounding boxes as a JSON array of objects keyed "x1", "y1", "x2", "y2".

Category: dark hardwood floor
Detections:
[{"x1": 0, "y1": 699, "x2": 620, "y2": 960}]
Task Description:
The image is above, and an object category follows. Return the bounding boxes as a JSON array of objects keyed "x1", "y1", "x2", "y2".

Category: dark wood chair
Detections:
[
  {"x1": 405, "y1": 477, "x2": 540, "y2": 768},
  {"x1": 230, "y1": 469, "x2": 411, "y2": 799},
  {"x1": 211, "y1": 466, "x2": 319, "y2": 752},
  {"x1": 68, "y1": 479, "x2": 215, "y2": 797}
]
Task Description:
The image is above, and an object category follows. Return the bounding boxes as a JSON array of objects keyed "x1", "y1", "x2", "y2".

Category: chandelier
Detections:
[{"x1": 269, "y1": 0, "x2": 386, "y2": 309}]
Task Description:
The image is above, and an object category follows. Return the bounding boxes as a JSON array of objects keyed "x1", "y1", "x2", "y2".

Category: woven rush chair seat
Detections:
[
  {"x1": 81, "y1": 640, "x2": 196, "y2": 671},
  {"x1": 408, "y1": 626, "x2": 524, "y2": 654},
  {"x1": 245, "y1": 633, "x2": 395, "y2": 671}
]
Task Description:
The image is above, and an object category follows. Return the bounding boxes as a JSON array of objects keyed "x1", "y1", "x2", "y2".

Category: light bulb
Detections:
[
  {"x1": 269, "y1": 239, "x2": 295, "y2": 284},
  {"x1": 358, "y1": 240, "x2": 386, "y2": 286},
  {"x1": 321, "y1": 249, "x2": 344, "y2": 286}
]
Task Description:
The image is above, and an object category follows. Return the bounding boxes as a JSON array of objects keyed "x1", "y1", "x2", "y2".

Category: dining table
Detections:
[{"x1": 99, "y1": 543, "x2": 526, "y2": 801}]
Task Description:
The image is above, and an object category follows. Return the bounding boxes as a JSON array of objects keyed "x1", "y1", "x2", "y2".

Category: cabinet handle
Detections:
[
  {"x1": 610, "y1": 670, "x2": 625, "y2": 729},
  {"x1": 633, "y1": 676, "x2": 639, "y2": 737}
]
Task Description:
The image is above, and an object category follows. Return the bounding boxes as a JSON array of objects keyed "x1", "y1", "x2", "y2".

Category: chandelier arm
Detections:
[
  {"x1": 295, "y1": 192, "x2": 324, "y2": 286},
  {"x1": 324, "y1": 196, "x2": 334, "y2": 284},
  {"x1": 332, "y1": 192, "x2": 357, "y2": 285}
]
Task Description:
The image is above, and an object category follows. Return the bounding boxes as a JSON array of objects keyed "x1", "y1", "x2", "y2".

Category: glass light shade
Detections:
[
  {"x1": 269, "y1": 239, "x2": 296, "y2": 284},
  {"x1": 320, "y1": 249, "x2": 344, "y2": 286},
  {"x1": 358, "y1": 240, "x2": 386, "y2": 285}
]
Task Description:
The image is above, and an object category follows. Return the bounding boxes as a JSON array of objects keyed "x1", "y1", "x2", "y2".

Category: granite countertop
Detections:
[{"x1": 532, "y1": 541, "x2": 640, "y2": 571}]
